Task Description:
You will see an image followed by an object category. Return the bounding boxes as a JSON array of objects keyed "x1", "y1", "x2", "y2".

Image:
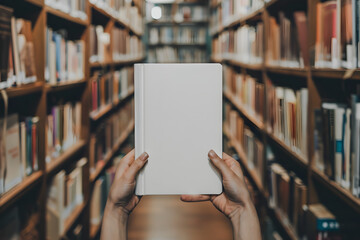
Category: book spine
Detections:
[
  {"x1": 25, "y1": 118, "x2": 32, "y2": 175},
  {"x1": 135, "y1": 64, "x2": 145, "y2": 195}
]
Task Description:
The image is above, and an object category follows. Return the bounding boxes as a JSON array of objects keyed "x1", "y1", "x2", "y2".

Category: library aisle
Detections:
[{"x1": 128, "y1": 196, "x2": 232, "y2": 240}]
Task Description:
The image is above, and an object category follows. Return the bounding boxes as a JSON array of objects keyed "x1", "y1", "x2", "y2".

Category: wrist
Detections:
[
  {"x1": 105, "y1": 200, "x2": 129, "y2": 224},
  {"x1": 229, "y1": 201, "x2": 256, "y2": 226}
]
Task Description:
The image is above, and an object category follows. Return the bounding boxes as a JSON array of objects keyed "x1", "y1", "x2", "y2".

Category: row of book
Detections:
[
  {"x1": 149, "y1": 27, "x2": 207, "y2": 45},
  {"x1": 89, "y1": 25, "x2": 143, "y2": 64},
  {"x1": 46, "y1": 102, "x2": 82, "y2": 163},
  {"x1": 0, "y1": 114, "x2": 39, "y2": 195},
  {"x1": 45, "y1": 0, "x2": 87, "y2": 20},
  {"x1": 225, "y1": 104, "x2": 264, "y2": 182},
  {"x1": 267, "y1": 160, "x2": 307, "y2": 237},
  {"x1": 148, "y1": 47, "x2": 207, "y2": 63},
  {"x1": 90, "y1": 67, "x2": 134, "y2": 114},
  {"x1": 210, "y1": 0, "x2": 263, "y2": 34},
  {"x1": 1, "y1": 8, "x2": 37, "y2": 89},
  {"x1": 267, "y1": 82, "x2": 308, "y2": 158},
  {"x1": 315, "y1": 0, "x2": 360, "y2": 69},
  {"x1": 212, "y1": 23, "x2": 263, "y2": 65},
  {"x1": 313, "y1": 96, "x2": 360, "y2": 198},
  {"x1": 90, "y1": 154, "x2": 124, "y2": 227},
  {"x1": 89, "y1": 100, "x2": 133, "y2": 173},
  {"x1": 46, "y1": 158, "x2": 86, "y2": 240},
  {"x1": 89, "y1": 0, "x2": 143, "y2": 35},
  {"x1": 224, "y1": 65, "x2": 265, "y2": 123},
  {"x1": 45, "y1": 27, "x2": 85, "y2": 84},
  {"x1": 266, "y1": 11, "x2": 309, "y2": 68},
  {"x1": 175, "y1": 5, "x2": 208, "y2": 22}
]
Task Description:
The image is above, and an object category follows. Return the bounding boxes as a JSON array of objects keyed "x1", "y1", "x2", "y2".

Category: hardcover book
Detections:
[{"x1": 135, "y1": 64, "x2": 223, "y2": 195}]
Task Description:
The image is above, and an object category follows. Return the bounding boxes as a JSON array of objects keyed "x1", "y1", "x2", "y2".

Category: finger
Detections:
[
  {"x1": 223, "y1": 152, "x2": 244, "y2": 178},
  {"x1": 115, "y1": 149, "x2": 135, "y2": 178},
  {"x1": 208, "y1": 150, "x2": 235, "y2": 180},
  {"x1": 180, "y1": 195, "x2": 211, "y2": 202},
  {"x1": 123, "y1": 152, "x2": 149, "y2": 182}
]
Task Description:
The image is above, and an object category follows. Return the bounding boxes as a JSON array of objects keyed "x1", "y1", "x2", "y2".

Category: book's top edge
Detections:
[{"x1": 134, "y1": 63, "x2": 222, "y2": 66}]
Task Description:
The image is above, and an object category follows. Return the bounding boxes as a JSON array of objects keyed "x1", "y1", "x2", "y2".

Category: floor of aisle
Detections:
[{"x1": 128, "y1": 196, "x2": 233, "y2": 240}]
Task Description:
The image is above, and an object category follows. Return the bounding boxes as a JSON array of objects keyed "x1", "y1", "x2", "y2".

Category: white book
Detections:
[{"x1": 135, "y1": 64, "x2": 223, "y2": 195}]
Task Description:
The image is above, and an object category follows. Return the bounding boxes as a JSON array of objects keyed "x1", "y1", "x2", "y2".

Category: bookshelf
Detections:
[
  {"x1": 0, "y1": 0, "x2": 143, "y2": 239},
  {"x1": 214, "y1": 0, "x2": 360, "y2": 239}
]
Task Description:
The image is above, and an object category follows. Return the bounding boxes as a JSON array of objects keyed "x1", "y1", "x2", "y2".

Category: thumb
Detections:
[{"x1": 208, "y1": 150, "x2": 234, "y2": 181}]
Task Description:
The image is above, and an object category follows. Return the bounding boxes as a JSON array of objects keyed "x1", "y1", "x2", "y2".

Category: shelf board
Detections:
[
  {"x1": 25, "y1": 0, "x2": 44, "y2": 7},
  {"x1": 266, "y1": 132, "x2": 308, "y2": 167},
  {"x1": 90, "y1": 88, "x2": 134, "y2": 121},
  {"x1": 61, "y1": 202, "x2": 86, "y2": 238},
  {"x1": 90, "y1": 56, "x2": 145, "y2": 68},
  {"x1": 227, "y1": 58, "x2": 263, "y2": 71},
  {"x1": 90, "y1": 222, "x2": 102, "y2": 239},
  {"x1": 266, "y1": 65, "x2": 308, "y2": 77},
  {"x1": 223, "y1": 125, "x2": 266, "y2": 195},
  {"x1": 0, "y1": 171, "x2": 43, "y2": 213},
  {"x1": 311, "y1": 68, "x2": 360, "y2": 80},
  {"x1": 46, "y1": 140, "x2": 86, "y2": 174},
  {"x1": 90, "y1": 120, "x2": 135, "y2": 182},
  {"x1": 224, "y1": 91, "x2": 265, "y2": 130},
  {"x1": 45, "y1": 79, "x2": 87, "y2": 93},
  {"x1": 4, "y1": 81, "x2": 43, "y2": 98},
  {"x1": 45, "y1": 6, "x2": 88, "y2": 26},
  {"x1": 311, "y1": 167, "x2": 360, "y2": 214},
  {"x1": 268, "y1": 206, "x2": 298, "y2": 240}
]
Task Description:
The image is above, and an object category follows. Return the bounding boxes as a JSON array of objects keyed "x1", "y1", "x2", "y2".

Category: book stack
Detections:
[
  {"x1": 266, "y1": 11, "x2": 308, "y2": 68},
  {"x1": 112, "y1": 27, "x2": 143, "y2": 61},
  {"x1": 0, "y1": 114, "x2": 39, "y2": 195},
  {"x1": 46, "y1": 102, "x2": 82, "y2": 162},
  {"x1": 268, "y1": 162, "x2": 308, "y2": 237},
  {"x1": 314, "y1": 0, "x2": 359, "y2": 69},
  {"x1": 221, "y1": 0, "x2": 264, "y2": 26},
  {"x1": 90, "y1": 67, "x2": 134, "y2": 114},
  {"x1": 2, "y1": 13, "x2": 38, "y2": 89},
  {"x1": 45, "y1": 27, "x2": 85, "y2": 84},
  {"x1": 45, "y1": 0, "x2": 86, "y2": 20},
  {"x1": 267, "y1": 82, "x2": 308, "y2": 158},
  {"x1": 313, "y1": 96, "x2": 360, "y2": 197},
  {"x1": 177, "y1": 27, "x2": 206, "y2": 44},
  {"x1": 89, "y1": 25, "x2": 111, "y2": 64},
  {"x1": 225, "y1": 105, "x2": 264, "y2": 181},
  {"x1": 89, "y1": 101, "x2": 133, "y2": 173},
  {"x1": 224, "y1": 66, "x2": 265, "y2": 122},
  {"x1": 46, "y1": 158, "x2": 87, "y2": 240},
  {"x1": 90, "y1": 154, "x2": 124, "y2": 226},
  {"x1": 150, "y1": 27, "x2": 174, "y2": 44}
]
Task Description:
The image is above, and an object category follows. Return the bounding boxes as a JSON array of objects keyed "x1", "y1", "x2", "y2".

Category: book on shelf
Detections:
[
  {"x1": 0, "y1": 5, "x2": 12, "y2": 89},
  {"x1": 220, "y1": 0, "x2": 264, "y2": 26},
  {"x1": 266, "y1": 81, "x2": 308, "y2": 158},
  {"x1": 313, "y1": 97, "x2": 360, "y2": 197},
  {"x1": 46, "y1": 158, "x2": 87, "y2": 240},
  {"x1": 177, "y1": 27, "x2": 206, "y2": 44},
  {"x1": 46, "y1": 102, "x2": 82, "y2": 162},
  {"x1": 90, "y1": 67, "x2": 134, "y2": 114},
  {"x1": 0, "y1": 113, "x2": 39, "y2": 195},
  {"x1": 134, "y1": 64, "x2": 222, "y2": 195},
  {"x1": 45, "y1": 27, "x2": 84, "y2": 84},
  {"x1": 267, "y1": 160, "x2": 307, "y2": 237},
  {"x1": 176, "y1": 5, "x2": 208, "y2": 22},
  {"x1": 212, "y1": 22, "x2": 263, "y2": 64},
  {"x1": 148, "y1": 46, "x2": 207, "y2": 63},
  {"x1": 223, "y1": 65, "x2": 264, "y2": 123},
  {"x1": 314, "y1": 0, "x2": 359, "y2": 69},
  {"x1": 90, "y1": 154, "x2": 123, "y2": 226},
  {"x1": 266, "y1": 11, "x2": 308, "y2": 68},
  {"x1": 45, "y1": 0, "x2": 87, "y2": 20},
  {"x1": 89, "y1": 25, "x2": 111, "y2": 64},
  {"x1": 89, "y1": 100, "x2": 133, "y2": 173},
  {"x1": 112, "y1": 27, "x2": 143, "y2": 61}
]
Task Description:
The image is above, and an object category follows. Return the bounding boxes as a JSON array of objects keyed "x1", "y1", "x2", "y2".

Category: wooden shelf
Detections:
[
  {"x1": 90, "y1": 222, "x2": 102, "y2": 239},
  {"x1": 90, "y1": 120, "x2": 135, "y2": 182},
  {"x1": 5, "y1": 81, "x2": 43, "y2": 98},
  {"x1": 90, "y1": 88, "x2": 134, "y2": 121},
  {"x1": 45, "y1": 79, "x2": 87, "y2": 93},
  {"x1": 25, "y1": 0, "x2": 44, "y2": 8},
  {"x1": 311, "y1": 167, "x2": 360, "y2": 214},
  {"x1": 0, "y1": 171, "x2": 43, "y2": 213},
  {"x1": 311, "y1": 68, "x2": 360, "y2": 80},
  {"x1": 46, "y1": 140, "x2": 86, "y2": 174},
  {"x1": 268, "y1": 206, "x2": 298, "y2": 240},
  {"x1": 265, "y1": 65, "x2": 308, "y2": 77},
  {"x1": 223, "y1": 125, "x2": 266, "y2": 195},
  {"x1": 45, "y1": 6, "x2": 88, "y2": 27},
  {"x1": 227, "y1": 58, "x2": 263, "y2": 71},
  {"x1": 90, "y1": 56, "x2": 145, "y2": 68},
  {"x1": 224, "y1": 91, "x2": 265, "y2": 130},
  {"x1": 61, "y1": 202, "x2": 86, "y2": 238},
  {"x1": 266, "y1": 132, "x2": 308, "y2": 168}
]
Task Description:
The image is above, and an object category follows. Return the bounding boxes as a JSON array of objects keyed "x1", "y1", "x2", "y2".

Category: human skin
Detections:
[{"x1": 101, "y1": 149, "x2": 261, "y2": 240}]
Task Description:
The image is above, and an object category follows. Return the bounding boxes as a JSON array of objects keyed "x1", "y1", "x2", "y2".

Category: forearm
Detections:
[
  {"x1": 231, "y1": 204, "x2": 262, "y2": 240},
  {"x1": 100, "y1": 202, "x2": 128, "y2": 240}
]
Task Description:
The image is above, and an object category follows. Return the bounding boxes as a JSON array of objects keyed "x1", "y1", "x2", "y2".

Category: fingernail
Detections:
[
  {"x1": 208, "y1": 150, "x2": 216, "y2": 158},
  {"x1": 140, "y1": 152, "x2": 149, "y2": 161}
]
